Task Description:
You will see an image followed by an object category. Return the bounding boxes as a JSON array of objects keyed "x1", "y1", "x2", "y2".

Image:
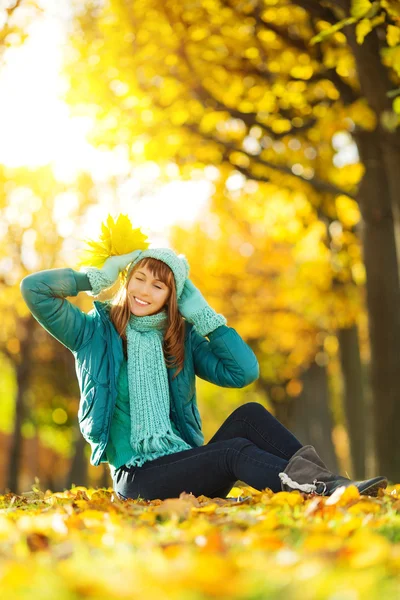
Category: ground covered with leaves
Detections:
[{"x1": 1, "y1": 483, "x2": 400, "y2": 599}]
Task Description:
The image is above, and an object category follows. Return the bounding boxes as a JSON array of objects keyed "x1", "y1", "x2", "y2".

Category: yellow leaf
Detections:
[
  {"x1": 76, "y1": 213, "x2": 149, "y2": 268},
  {"x1": 380, "y1": 109, "x2": 399, "y2": 131},
  {"x1": 100, "y1": 221, "x2": 112, "y2": 245},
  {"x1": 334, "y1": 516, "x2": 363, "y2": 537},
  {"x1": 381, "y1": 45, "x2": 400, "y2": 77},
  {"x1": 382, "y1": 0, "x2": 400, "y2": 18},
  {"x1": 76, "y1": 254, "x2": 108, "y2": 269},
  {"x1": 85, "y1": 240, "x2": 110, "y2": 253},
  {"x1": 356, "y1": 19, "x2": 373, "y2": 44},
  {"x1": 193, "y1": 504, "x2": 219, "y2": 513},
  {"x1": 347, "y1": 98, "x2": 377, "y2": 130},
  {"x1": 347, "y1": 500, "x2": 382, "y2": 514},
  {"x1": 255, "y1": 509, "x2": 280, "y2": 531},
  {"x1": 335, "y1": 195, "x2": 361, "y2": 228},
  {"x1": 227, "y1": 486, "x2": 245, "y2": 498},
  {"x1": 387, "y1": 24, "x2": 400, "y2": 47},
  {"x1": 325, "y1": 484, "x2": 360, "y2": 506},
  {"x1": 269, "y1": 491, "x2": 304, "y2": 506},
  {"x1": 393, "y1": 96, "x2": 400, "y2": 115},
  {"x1": 351, "y1": 0, "x2": 373, "y2": 19}
]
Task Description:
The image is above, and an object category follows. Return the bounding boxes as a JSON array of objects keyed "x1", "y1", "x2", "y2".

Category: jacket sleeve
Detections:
[
  {"x1": 191, "y1": 324, "x2": 259, "y2": 388},
  {"x1": 20, "y1": 268, "x2": 96, "y2": 353}
]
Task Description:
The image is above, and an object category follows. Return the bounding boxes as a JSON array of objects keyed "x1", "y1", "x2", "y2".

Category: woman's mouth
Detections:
[{"x1": 134, "y1": 297, "x2": 150, "y2": 306}]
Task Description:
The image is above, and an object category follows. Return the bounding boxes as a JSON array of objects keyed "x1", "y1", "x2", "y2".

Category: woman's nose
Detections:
[{"x1": 141, "y1": 286, "x2": 152, "y2": 299}]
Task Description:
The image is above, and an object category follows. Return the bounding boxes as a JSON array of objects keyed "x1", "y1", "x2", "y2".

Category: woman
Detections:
[{"x1": 20, "y1": 247, "x2": 388, "y2": 500}]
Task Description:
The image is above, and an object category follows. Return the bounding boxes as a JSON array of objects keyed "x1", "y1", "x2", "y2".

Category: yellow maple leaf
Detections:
[{"x1": 76, "y1": 213, "x2": 149, "y2": 268}]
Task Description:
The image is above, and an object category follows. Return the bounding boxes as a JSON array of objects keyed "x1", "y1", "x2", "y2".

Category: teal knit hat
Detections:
[{"x1": 126, "y1": 248, "x2": 190, "y2": 299}]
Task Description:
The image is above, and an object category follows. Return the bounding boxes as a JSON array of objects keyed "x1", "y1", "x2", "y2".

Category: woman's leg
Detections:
[
  {"x1": 113, "y1": 436, "x2": 290, "y2": 502},
  {"x1": 207, "y1": 402, "x2": 303, "y2": 460},
  {"x1": 112, "y1": 401, "x2": 304, "y2": 501}
]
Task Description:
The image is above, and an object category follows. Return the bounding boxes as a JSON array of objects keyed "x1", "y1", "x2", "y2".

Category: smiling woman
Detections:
[
  {"x1": 20, "y1": 239, "x2": 389, "y2": 501},
  {"x1": 127, "y1": 265, "x2": 171, "y2": 316},
  {"x1": 109, "y1": 253, "x2": 184, "y2": 368}
]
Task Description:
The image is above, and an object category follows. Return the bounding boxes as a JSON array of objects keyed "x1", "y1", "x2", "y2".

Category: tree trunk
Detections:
[
  {"x1": 271, "y1": 362, "x2": 339, "y2": 473},
  {"x1": 295, "y1": 362, "x2": 338, "y2": 472},
  {"x1": 7, "y1": 316, "x2": 35, "y2": 495},
  {"x1": 337, "y1": 325, "x2": 366, "y2": 479},
  {"x1": 342, "y1": 25, "x2": 400, "y2": 482},
  {"x1": 353, "y1": 134, "x2": 400, "y2": 482}
]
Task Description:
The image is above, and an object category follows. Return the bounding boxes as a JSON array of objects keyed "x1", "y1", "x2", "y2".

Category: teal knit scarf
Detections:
[{"x1": 125, "y1": 310, "x2": 192, "y2": 468}]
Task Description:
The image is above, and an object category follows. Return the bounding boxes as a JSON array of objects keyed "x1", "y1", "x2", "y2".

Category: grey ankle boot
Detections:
[{"x1": 279, "y1": 445, "x2": 388, "y2": 497}]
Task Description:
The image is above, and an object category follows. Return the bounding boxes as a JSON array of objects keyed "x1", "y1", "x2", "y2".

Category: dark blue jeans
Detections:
[{"x1": 112, "y1": 402, "x2": 304, "y2": 501}]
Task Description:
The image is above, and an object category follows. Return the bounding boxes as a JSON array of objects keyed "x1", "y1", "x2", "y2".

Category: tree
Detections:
[
  {"x1": 65, "y1": 0, "x2": 400, "y2": 479},
  {"x1": 0, "y1": 164, "x2": 96, "y2": 493}
]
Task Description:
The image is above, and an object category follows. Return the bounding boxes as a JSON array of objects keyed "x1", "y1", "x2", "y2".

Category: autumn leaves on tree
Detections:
[{"x1": 63, "y1": 1, "x2": 400, "y2": 480}]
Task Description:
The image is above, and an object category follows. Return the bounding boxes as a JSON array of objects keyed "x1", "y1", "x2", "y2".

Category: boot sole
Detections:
[
  {"x1": 319, "y1": 476, "x2": 388, "y2": 497},
  {"x1": 358, "y1": 477, "x2": 388, "y2": 497}
]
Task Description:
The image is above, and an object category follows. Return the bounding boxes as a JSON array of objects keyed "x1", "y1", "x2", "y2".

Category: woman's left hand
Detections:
[{"x1": 178, "y1": 279, "x2": 209, "y2": 320}]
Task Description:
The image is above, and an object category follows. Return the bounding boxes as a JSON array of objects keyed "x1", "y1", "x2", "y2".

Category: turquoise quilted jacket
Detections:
[{"x1": 20, "y1": 268, "x2": 260, "y2": 467}]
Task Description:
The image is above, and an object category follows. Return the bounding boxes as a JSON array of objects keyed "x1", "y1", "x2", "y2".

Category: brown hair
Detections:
[{"x1": 109, "y1": 257, "x2": 186, "y2": 378}]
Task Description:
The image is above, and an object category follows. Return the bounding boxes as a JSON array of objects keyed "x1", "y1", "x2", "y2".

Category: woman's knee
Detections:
[
  {"x1": 223, "y1": 436, "x2": 255, "y2": 452},
  {"x1": 232, "y1": 401, "x2": 271, "y2": 419}
]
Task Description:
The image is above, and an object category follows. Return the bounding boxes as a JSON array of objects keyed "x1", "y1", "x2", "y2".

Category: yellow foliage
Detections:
[
  {"x1": 345, "y1": 530, "x2": 392, "y2": 568},
  {"x1": 382, "y1": 0, "x2": 400, "y2": 18},
  {"x1": 387, "y1": 24, "x2": 400, "y2": 47},
  {"x1": 347, "y1": 99, "x2": 377, "y2": 130},
  {"x1": 351, "y1": 0, "x2": 374, "y2": 19},
  {"x1": 335, "y1": 195, "x2": 361, "y2": 228},
  {"x1": 1, "y1": 483, "x2": 400, "y2": 599},
  {"x1": 76, "y1": 213, "x2": 149, "y2": 268},
  {"x1": 382, "y1": 45, "x2": 400, "y2": 77},
  {"x1": 347, "y1": 501, "x2": 382, "y2": 514},
  {"x1": 356, "y1": 19, "x2": 373, "y2": 44},
  {"x1": 0, "y1": 485, "x2": 400, "y2": 600},
  {"x1": 269, "y1": 491, "x2": 304, "y2": 506},
  {"x1": 325, "y1": 484, "x2": 361, "y2": 506},
  {"x1": 302, "y1": 533, "x2": 344, "y2": 552}
]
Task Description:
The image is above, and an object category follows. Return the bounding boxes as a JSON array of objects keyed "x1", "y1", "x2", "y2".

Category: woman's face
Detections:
[{"x1": 126, "y1": 264, "x2": 171, "y2": 316}]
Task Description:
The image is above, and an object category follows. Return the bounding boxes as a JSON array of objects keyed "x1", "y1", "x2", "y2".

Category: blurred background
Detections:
[{"x1": 1, "y1": 0, "x2": 400, "y2": 494}]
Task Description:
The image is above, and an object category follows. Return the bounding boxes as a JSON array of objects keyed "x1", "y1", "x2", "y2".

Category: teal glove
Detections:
[
  {"x1": 178, "y1": 279, "x2": 227, "y2": 336},
  {"x1": 178, "y1": 280, "x2": 208, "y2": 320},
  {"x1": 81, "y1": 249, "x2": 142, "y2": 297}
]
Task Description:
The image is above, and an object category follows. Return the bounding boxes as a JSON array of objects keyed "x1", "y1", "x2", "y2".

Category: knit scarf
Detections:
[{"x1": 124, "y1": 310, "x2": 192, "y2": 468}]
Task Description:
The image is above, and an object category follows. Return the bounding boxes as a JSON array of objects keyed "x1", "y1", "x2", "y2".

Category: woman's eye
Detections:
[{"x1": 135, "y1": 277, "x2": 161, "y2": 289}]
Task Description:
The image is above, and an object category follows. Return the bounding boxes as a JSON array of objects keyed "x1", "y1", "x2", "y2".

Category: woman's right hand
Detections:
[{"x1": 99, "y1": 249, "x2": 142, "y2": 285}]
